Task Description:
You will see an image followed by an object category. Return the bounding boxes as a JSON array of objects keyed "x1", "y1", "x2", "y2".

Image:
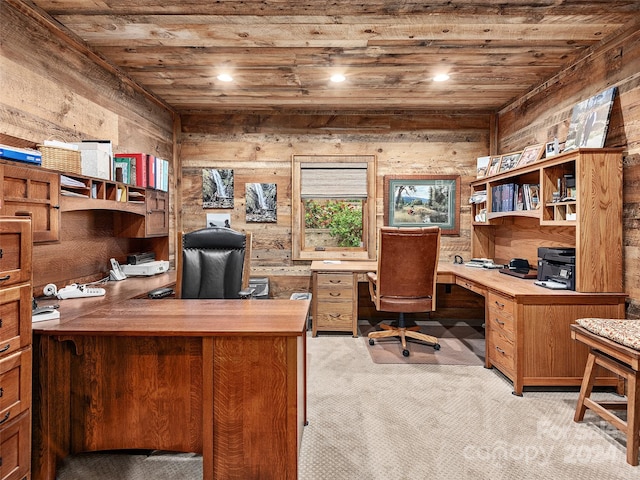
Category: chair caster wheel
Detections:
[
  {"x1": 369, "y1": 339, "x2": 375, "y2": 346},
  {"x1": 402, "y1": 349, "x2": 410, "y2": 357},
  {"x1": 433, "y1": 343, "x2": 441, "y2": 351}
]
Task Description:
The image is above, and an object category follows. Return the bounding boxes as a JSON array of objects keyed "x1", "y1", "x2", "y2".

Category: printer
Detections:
[{"x1": 536, "y1": 247, "x2": 576, "y2": 290}]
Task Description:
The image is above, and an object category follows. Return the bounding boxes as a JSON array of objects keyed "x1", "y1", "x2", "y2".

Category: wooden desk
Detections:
[
  {"x1": 31, "y1": 276, "x2": 309, "y2": 480},
  {"x1": 310, "y1": 260, "x2": 627, "y2": 395}
]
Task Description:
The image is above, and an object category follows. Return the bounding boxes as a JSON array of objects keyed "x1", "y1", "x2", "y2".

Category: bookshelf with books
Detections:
[{"x1": 469, "y1": 148, "x2": 623, "y2": 293}]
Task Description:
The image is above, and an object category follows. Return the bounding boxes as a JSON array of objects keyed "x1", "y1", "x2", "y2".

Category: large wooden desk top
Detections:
[{"x1": 36, "y1": 298, "x2": 310, "y2": 336}]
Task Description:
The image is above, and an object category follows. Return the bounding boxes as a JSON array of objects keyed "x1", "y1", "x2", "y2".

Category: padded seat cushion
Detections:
[{"x1": 576, "y1": 318, "x2": 640, "y2": 350}]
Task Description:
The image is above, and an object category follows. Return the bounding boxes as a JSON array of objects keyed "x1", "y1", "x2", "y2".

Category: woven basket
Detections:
[{"x1": 38, "y1": 144, "x2": 82, "y2": 174}]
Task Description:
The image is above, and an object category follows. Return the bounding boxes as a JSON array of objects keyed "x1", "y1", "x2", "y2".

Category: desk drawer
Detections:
[
  {"x1": 487, "y1": 291, "x2": 514, "y2": 316},
  {"x1": 456, "y1": 277, "x2": 486, "y2": 297},
  {"x1": 316, "y1": 273, "x2": 353, "y2": 288},
  {"x1": 317, "y1": 285, "x2": 353, "y2": 302},
  {"x1": 489, "y1": 329, "x2": 515, "y2": 374},
  {"x1": 0, "y1": 285, "x2": 31, "y2": 356},
  {"x1": 0, "y1": 409, "x2": 31, "y2": 480},
  {"x1": 487, "y1": 308, "x2": 514, "y2": 339},
  {"x1": 0, "y1": 349, "x2": 31, "y2": 424},
  {"x1": 315, "y1": 302, "x2": 353, "y2": 330}
]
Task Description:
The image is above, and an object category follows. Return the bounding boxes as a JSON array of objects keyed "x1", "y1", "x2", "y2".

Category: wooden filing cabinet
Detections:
[
  {"x1": 0, "y1": 216, "x2": 32, "y2": 480},
  {"x1": 312, "y1": 271, "x2": 358, "y2": 337}
]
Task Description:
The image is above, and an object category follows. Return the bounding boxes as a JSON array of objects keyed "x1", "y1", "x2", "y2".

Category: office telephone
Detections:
[
  {"x1": 110, "y1": 258, "x2": 126, "y2": 281},
  {"x1": 44, "y1": 282, "x2": 106, "y2": 299}
]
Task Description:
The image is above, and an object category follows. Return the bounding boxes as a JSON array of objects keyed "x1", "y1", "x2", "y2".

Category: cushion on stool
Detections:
[{"x1": 576, "y1": 318, "x2": 640, "y2": 351}]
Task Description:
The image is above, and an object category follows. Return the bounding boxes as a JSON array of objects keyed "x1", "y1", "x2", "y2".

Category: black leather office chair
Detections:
[
  {"x1": 176, "y1": 226, "x2": 253, "y2": 299},
  {"x1": 367, "y1": 226, "x2": 441, "y2": 356}
]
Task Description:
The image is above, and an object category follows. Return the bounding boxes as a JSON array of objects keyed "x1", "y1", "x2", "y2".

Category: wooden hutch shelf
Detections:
[{"x1": 470, "y1": 147, "x2": 623, "y2": 293}]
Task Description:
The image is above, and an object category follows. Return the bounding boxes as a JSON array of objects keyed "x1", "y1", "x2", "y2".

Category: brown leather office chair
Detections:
[
  {"x1": 367, "y1": 226, "x2": 441, "y2": 356},
  {"x1": 176, "y1": 226, "x2": 253, "y2": 299}
]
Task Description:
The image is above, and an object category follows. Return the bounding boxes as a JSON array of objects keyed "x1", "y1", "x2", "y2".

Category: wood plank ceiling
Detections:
[{"x1": 19, "y1": 0, "x2": 640, "y2": 113}]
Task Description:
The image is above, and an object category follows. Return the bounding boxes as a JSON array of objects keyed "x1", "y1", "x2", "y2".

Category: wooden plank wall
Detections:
[
  {"x1": 179, "y1": 113, "x2": 490, "y2": 298},
  {"x1": 496, "y1": 22, "x2": 640, "y2": 317},
  {"x1": 0, "y1": 3, "x2": 175, "y2": 292}
]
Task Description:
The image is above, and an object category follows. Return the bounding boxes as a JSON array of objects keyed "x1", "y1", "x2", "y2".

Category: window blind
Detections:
[{"x1": 300, "y1": 162, "x2": 368, "y2": 198}]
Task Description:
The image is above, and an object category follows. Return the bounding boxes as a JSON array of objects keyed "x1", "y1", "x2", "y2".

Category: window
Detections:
[{"x1": 292, "y1": 155, "x2": 376, "y2": 260}]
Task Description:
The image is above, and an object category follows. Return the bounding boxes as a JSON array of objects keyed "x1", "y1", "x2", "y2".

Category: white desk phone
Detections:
[{"x1": 44, "y1": 282, "x2": 106, "y2": 299}]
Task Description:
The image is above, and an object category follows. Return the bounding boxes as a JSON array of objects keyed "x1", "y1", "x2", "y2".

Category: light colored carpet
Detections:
[
  {"x1": 57, "y1": 333, "x2": 638, "y2": 479},
  {"x1": 359, "y1": 319, "x2": 485, "y2": 365}
]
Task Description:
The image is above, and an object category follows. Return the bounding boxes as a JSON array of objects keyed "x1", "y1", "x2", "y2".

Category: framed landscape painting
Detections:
[{"x1": 384, "y1": 175, "x2": 460, "y2": 235}]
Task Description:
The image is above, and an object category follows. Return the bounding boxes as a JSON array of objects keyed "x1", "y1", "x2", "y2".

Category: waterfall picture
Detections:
[
  {"x1": 246, "y1": 183, "x2": 276, "y2": 223},
  {"x1": 202, "y1": 168, "x2": 234, "y2": 208}
]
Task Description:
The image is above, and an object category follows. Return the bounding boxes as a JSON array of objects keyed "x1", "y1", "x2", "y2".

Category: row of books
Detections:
[
  {"x1": 114, "y1": 153, "x2": 168, "y2": 191},
  {"x1": 491, "y1": 183, "x2": 540, "y2": 212}
]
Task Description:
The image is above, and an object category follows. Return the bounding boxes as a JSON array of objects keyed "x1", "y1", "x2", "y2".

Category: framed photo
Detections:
[
  {"x1": 206, "y1": 213, "x2": 231, "y2": 228},
  {"x1": 202, "y1": 168, "x2": 234, "y2": 208},
  {"x1": 383, "y1": 175, "x2": 460, "y2": 235},
  {"x1": 498, "y1": 152, "x2": 522, "y2": 172},
  {"x1": 516, "y1": 144, "x2": 544, "y2": 167},
  {"x1": 545, "y1": 141, "x2": 557, "y2": 157},
  {"x1": 476, "y1": 155, "x2": 491, "y2": 178},
  {"x1": 246, "y1": 183, "x2": 277, "y2": 223},
  {"x1": 564, "y1": 86, "x2": 616, "y2": 151},
  {"x1": 487, "y1": 156, "x2": 502, "y2": 176}
]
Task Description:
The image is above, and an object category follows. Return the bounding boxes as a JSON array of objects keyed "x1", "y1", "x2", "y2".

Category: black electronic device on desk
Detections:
[
  {"x1": 534, "y1": 247, "x2": 576, "y2": 290},
  {"x1": 499, "y1": 258, "x2": 537, "y2": 279}
]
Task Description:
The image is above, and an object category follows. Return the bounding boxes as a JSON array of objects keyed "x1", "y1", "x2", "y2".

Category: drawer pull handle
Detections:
[
  {"x1": 494, "y1": 318, "x2": 505, "y2": 326},
  {"x1": 0, "y1": 344, "x2": 10, "y2": 353},
  {"x1": 329, "y1": 280, "x2": 342, "y2": 284},
  {"x1": 495, "y1": 346, "x2": 505, "y2": 354},
  {"x1": 329, "y1": 314, "x2": 342, "y2": 318},
  {"x1": 0, "y1": 387, "x2": 3, "y2": 397},
  {"x1": 0, "y1": 275, "x2": 10, "y2": 283},
  {"x1": 0, "y1": 412, "x2": 9, "y2": 425},
  {"x1": 329, "y1": 292, "x2": 341, "y2": 297},
  {"x1": 494, "y1": 301, "x2": 505, "y2": 309}
]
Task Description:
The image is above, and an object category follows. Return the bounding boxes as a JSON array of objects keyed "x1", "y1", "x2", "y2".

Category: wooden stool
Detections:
[{"x1": 570, "y1": 319, "x2": 640, "y2": 466}]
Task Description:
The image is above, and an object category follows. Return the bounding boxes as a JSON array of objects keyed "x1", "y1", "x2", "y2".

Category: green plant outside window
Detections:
[{"x1": 304, "y1": 199, "x2": 363, "y2": 247}]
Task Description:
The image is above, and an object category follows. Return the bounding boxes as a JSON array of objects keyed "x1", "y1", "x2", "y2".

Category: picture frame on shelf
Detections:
[
  {"x1": 516, "y1": 144, "x2": 544, "y2": 167},
  {"x1": 487, "y1": 156, "x2": 502, "y2": 176},
  {"x1": 384, "y1": 175, "x2": 460, "y2": 235},
  {"x1": 476, "y1": 155, "x2": 491, "y2": 178},
  {"x1": 498, "y1": 152, "x2": 522, "y2": 172},
  {"x1": 564, "y1": 86, "x2": 617, "y2": 151},
  {"x1": 545, "y1": 141, "x2": 557, "y2": 157}
]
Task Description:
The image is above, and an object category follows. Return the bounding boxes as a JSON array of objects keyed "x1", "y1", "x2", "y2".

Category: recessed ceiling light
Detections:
[
  {"x1": 330, "y1": 74, "x2": 346, "y2": 83},
  {"x1": 217, "y1": 73, "x2": 233, "y2": 82},
  {"x1": 433, "y1": 74, "x2": 450, "y2": 82}
]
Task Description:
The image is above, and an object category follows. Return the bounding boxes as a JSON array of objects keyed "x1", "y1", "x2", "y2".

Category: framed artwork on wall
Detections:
[
  {"x1": 383, "y1": 175, "x2": 460, "y2": 235},
  {"x1": 564, "y1": 86, "x2": 617, "y2": 151},
  {"x1": 246, "y1": 183, "x2": 277, "y2": 223},
  {"x1": 206, "y1": 213, "x2": 231, "y2": 228},
  {"x1": 202, "y1": 168, "x2": 234, "y2": 208}
]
